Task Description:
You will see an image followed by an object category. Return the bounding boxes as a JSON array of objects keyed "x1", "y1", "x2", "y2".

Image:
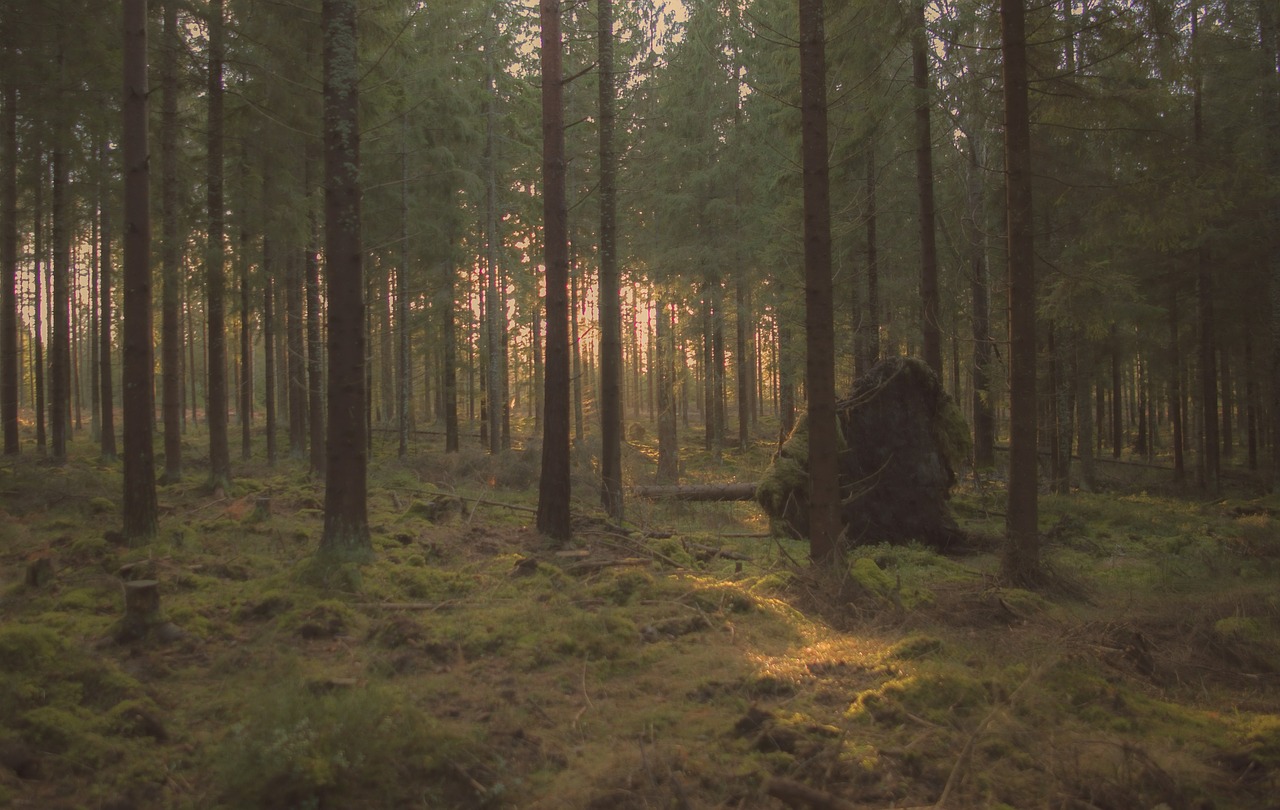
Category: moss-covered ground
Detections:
[{"x1": 1, "y1": 424, "x2": 1278, "y2": 808}]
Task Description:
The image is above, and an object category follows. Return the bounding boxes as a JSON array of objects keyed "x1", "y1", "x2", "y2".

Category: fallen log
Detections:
[{"x1": 631, "y1": 482, "x2": 758, "y2": 502}]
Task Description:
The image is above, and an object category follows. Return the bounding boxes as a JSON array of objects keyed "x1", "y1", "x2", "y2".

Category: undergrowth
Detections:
[{"x1": 0, "y1": 427, "x2": 1277, "y2": 809}]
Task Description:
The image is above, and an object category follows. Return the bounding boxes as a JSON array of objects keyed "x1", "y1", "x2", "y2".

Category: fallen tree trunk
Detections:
[{"x1": 631, "y1": 482, "x2": 758, "y2": 502}]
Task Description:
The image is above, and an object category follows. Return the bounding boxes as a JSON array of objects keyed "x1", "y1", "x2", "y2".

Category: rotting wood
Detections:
[{"x1": 631, "y1": 482, "x2": 758, "y2": 502}]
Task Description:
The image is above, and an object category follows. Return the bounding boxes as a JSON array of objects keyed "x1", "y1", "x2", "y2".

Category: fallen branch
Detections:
[{"x1": 631, "y1": 482, "x2": 758, "y2": 502}]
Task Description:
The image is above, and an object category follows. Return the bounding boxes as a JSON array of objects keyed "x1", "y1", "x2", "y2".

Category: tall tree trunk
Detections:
[
  {"x1": 656, "y1": 298, "x2": 678, "y2": 483},
  {"x1": 441, "y1": 258, "x2": 459, "y2": 452},
  {"x1": 911, "y1": 1, "x2": 942, "y2": 376},
  {"x1": 1220, "y1": 349, "x2": 1233, "y2": 460},
  {"x1": 484, "y1": 27, "x2": 503, "y2": 456},
  {"x1": 864, "y1": 141, "x2": 880, "y2": 368},
  {"x1": 1076, "y1": 333, "x2": 1096, "y2": 491},
  {"x1": 33, "y1": 158, "x2": 45, "y2": 452},
  {"x1": 239, "y1": 212, "x2": 252, "y2": 461},
  {"x1": 966, "y1": 138, "x2": 994, "y2": 468},
  {"x1": 1245, "y1": 331, "x2": 1258, "y2": 471},
  {"x1": 50, "y1": 117, "x2": 70, "y2": 461},
  {"x1": 736, "y1": 275, "x2": 750, "y2": 451},
  {"x1": 598, "y1": 0, "x2": 623, "y2": 518},
  {"x1": 1110, "y1": 323, "x2": 1122, "y2": 457},
  {"x1": 305, "y1": 203, "x2": 325, "y2": 478},
  {"x1": 287, "y1": 250, "x2": 306, "y2": 458},
  {"x1": 798, "y1": 0, "x2": 840, "y2": 563},
  {"x1": 98, "y1": 142, "x2": 118, "y2": 459},
  {"x1": 122, "y1": 0, "x2": 158, "y2": 543},
  {"x1": 1001, "y1": 0, "x2": 1040, "y2": 584},
  {"x1": 1192, "y1": 5, "x2": 1220, "y2": 493},
  {"x1": 536, "y1": 0, "x2": 571, "y2": 542},
  {"x1": 397, "y1": 107, "x2": 410, "y2": 458},
  {"x1": 319, "y1": 0, "x2": 370, "y2": 560},
  {"x1": 1263, "y1": 0, "x2": 1280, "y2": 489},
  {"x1": 570, "y1": 261, "x2": 584, "y2": 445},
  {"x1": 159, "y1": 0, "x2": 182, "y2": 482},
  {"x1": 1, "y1": 83, "x2": 17, "y2": 455},
  {"x1": 1168, "y1": 275, "x2": 1185, "y2": 483},
  {"x1": 264, "y1": 273, "x2": 277, "y2": 465},
  {"x1": 205, "y1": 0, "x2": 231, "y2": 491}
]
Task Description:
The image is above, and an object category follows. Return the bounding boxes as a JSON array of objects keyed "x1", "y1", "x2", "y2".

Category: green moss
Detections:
[
  {"x1": 213, "y1": 680, "x2": 475, "y2": 809},
  {"x1": 1214, "y1": 616, "x2": 1264, "y2": 642},
  {"x1": 89, "y1": 496, "x2": 117, "y2": 514},
  {"x1": 848, "y1": 663, "x2": 989, "y2": 725},
  {"x1": 931, "y1": 396, "x2": 973, "y2": 472},
  {"x1": 850, "y1": 557, "x2": 895, "y2": 595},
  {"x1": 886, "y1": 634, "x2": 944, "y2": 661}
]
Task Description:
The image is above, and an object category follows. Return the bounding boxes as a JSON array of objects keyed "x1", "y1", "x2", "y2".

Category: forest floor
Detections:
[{"x1": 1, "y1": 423, "x2": 1279, "y2": 810}]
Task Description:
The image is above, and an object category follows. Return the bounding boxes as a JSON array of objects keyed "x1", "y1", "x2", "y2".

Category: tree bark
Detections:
[
  {"x1": 598, "y1": 0, "x2": 624, "y2": 519},
  {"x1": 1, "y1": 83, "x2": 17, "y2": 455},
  {"x1": 264, "y1": 273, "x2": 277, "y2": 465},
  {"x1": 797, "y1": 0, "x2": 840, "y2": 563},
  {"x1": 159, "y1": 0, "x2": 182, "y2": 482},
  {"x1": 50, "y1": 37, "x2": 70, "y2": 462},
  {"x1": 1192, "y1": 6, "x2": 1220, "y2": 494},
  {"x1": 122, "y1": 0, "x2": 158, "y2": 543},
  {"x1": 536, "y1": 0, "x2": 572, "y2": 542},
  {"x1": 205, "y1": 0, "x2": 231, "y2": 491},
  {"x1": 441, "y1": 257, "x2": 459, "y2": 453},
  {"x1": 966, "y1": 138, "x2": 994, "y2": 468},
  {"x1": 1168, "y1": 275, "x2": 1185, "y2": 483},
  {"x1": 33, "y1": 156, "x2": 45, "y2": 451},
  {"x1": 911, "y1": 1, "x2": 942, "y2": 377},
  {"x1": 97, "y1": 142, "x2": 117, "y2": 460},
  {"x1": 1264, "y1": 0, "x2": 1280, "y2": 490},
  {"x1": 305, "y1": 202, "x2": 325, "y2": 478},
  {"x1": 1000, "y1": 0, "x2": 1040, "y2": 584},
  {"x1": 319, "y1": 0, "x2": 370, "y2": 560},
  {"x1": 656, "y1": 299, "x2": 678, "y2": 483}
]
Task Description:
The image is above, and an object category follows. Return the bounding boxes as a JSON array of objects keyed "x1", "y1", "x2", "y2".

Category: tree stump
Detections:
[
  {"x1": 25, "y1": 556, "x2": 55, "y2": 588},
  {"x1": 115, "y1": 580, "x2": 163, "y2": 643}
]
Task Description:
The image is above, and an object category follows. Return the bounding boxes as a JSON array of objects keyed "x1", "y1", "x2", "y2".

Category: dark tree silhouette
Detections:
[
  {"x1": 318, "y1": 0, "x2": 371, "y2": 560},
  {"x1": 798, "y1": 0, "x2": 840, "y2": 563},
  {"x1": 205, "y1": 0, "x2": 231, "y2": 491},
  {"x1": 159, "y1": 0, "x2": 182, "y2": 483},
  {"x1": 121, "y1": 0, "x2": 158, "y2": 543},
  {"x1": 536, "y1": 0, "x2": 571, "y2": 542},
  {"x1": 1, "y1": 83, "x2": 16, "y2": 456},
  {"x1": 598, "y1": 0, "x2": 623, "y2": 520},
  {"x1": 1000, "y1": 0, "x2": 1040, "y2": 584}
]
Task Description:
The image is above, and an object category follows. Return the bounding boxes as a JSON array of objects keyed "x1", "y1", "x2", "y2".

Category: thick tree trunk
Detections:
[
  {"x1": 911, "y1": 1, "x2": 942, "y2": 377},
  {"x1": 238, "y1": 158, "x2": 252, "y2": 462},
  {"x1": 319, "y1": 0, "x2": 370, "y2": 560},
  {"x1": 205, "y1": 0, "x2": 231, "y2": 491},
  {"x1": 1, "y1": 83, "x2": 17, "y2": 455},
  {"x1": 397, "y1": 109, "x2": 410, "y2": 458},
  {"x1": 1001, "y1": 0, "x2": 1040, "y2": 584},
  {"x1": 864, "y1": 142, "x2": 880, "y2": 368},
  {"x1": 1264, "y1": 0, "x2": 1280, "y2": 489},
  {"x1": 537, "y1": 0, "x2": 572, "y2": 541},
  {"x1": 159, "y1": 0, "x2": 182, "y2": 482},
  {"x1": 798, "y1": 0, "x2": 840, "y2": 563},
  {"x1": 122, "y1": 0, "x2": 158, "y2": 543},
  {"x1": 599, "y1": 0, "x2": 623, "y2": 518},
  {"x1": 570, "y1": 261, "x2": 584, "y2": 446}
]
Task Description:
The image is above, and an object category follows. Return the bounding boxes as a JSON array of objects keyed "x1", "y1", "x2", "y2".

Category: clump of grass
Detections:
[{"x1": 213, "y1": 679, "x2": 483, "y2": 809}]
